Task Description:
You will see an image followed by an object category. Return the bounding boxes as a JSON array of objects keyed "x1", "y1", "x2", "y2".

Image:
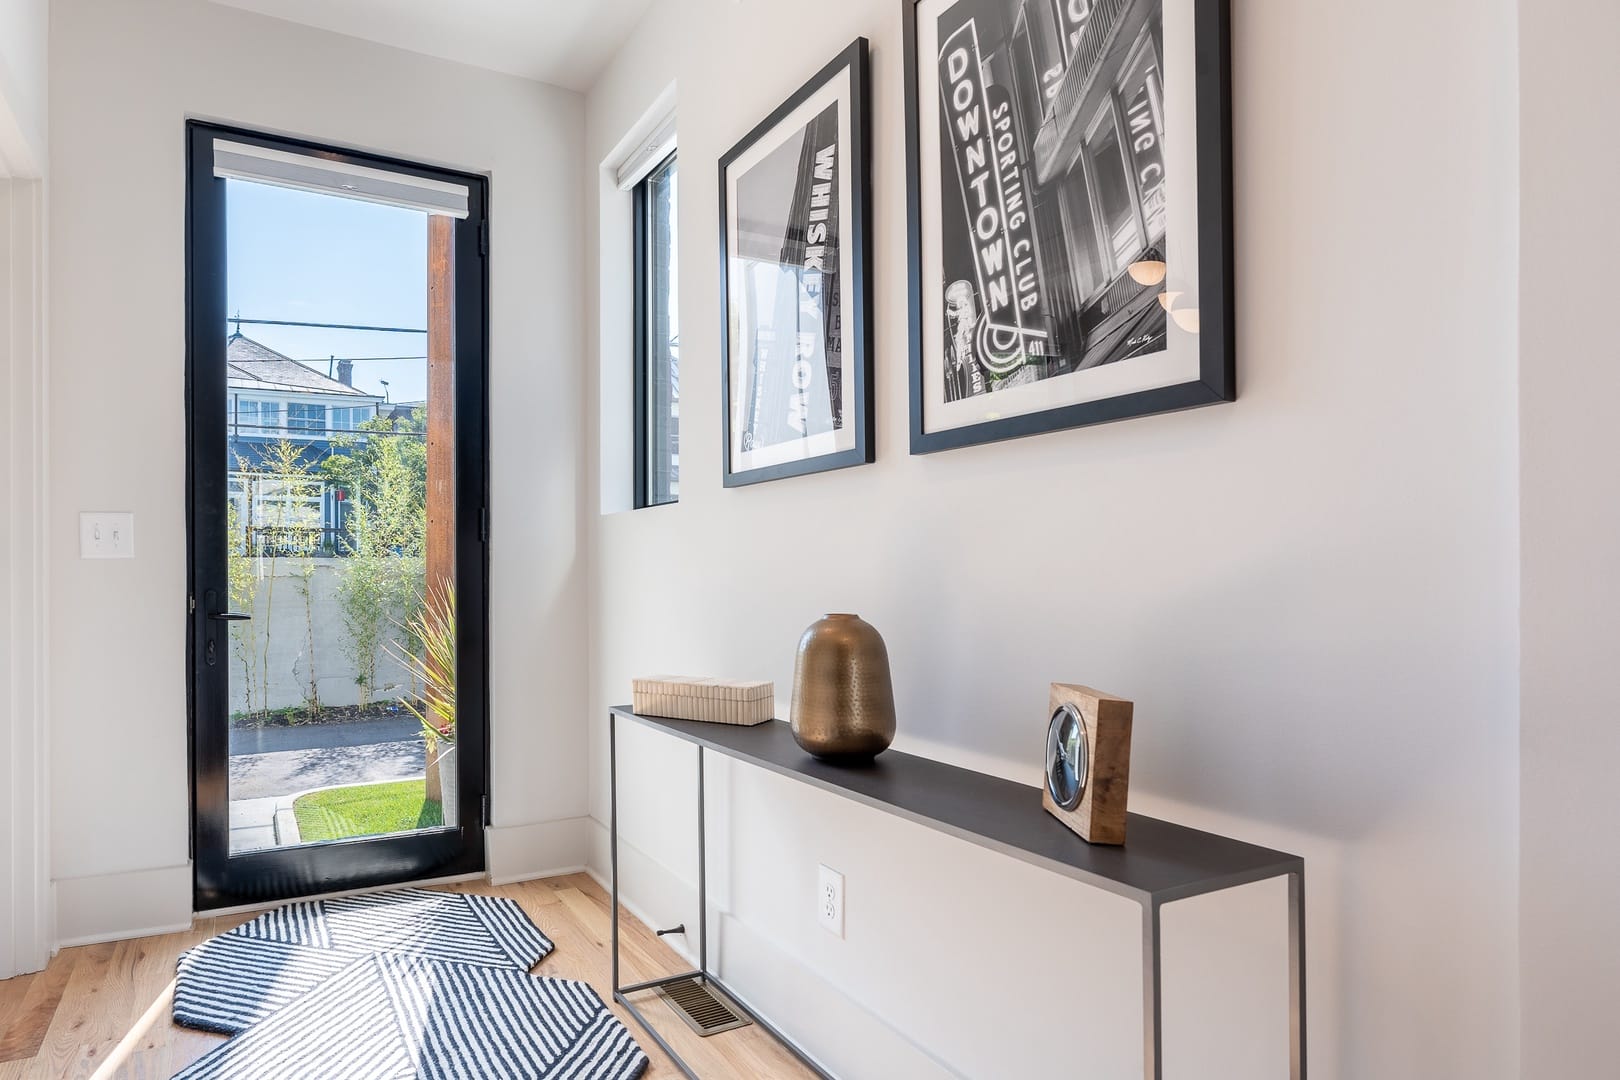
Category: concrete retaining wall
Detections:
[{"x1": 228, "y1": 557, "x2": 416, "y2": 713}]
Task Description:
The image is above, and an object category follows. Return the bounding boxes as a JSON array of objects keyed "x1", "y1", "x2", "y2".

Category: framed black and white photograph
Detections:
[
  {"x1": 904, "y1": 0, "x2": 1233, "y2": 454},
  {"x1": 721, "y1": 38, "x2": 872, "y2": 486}
]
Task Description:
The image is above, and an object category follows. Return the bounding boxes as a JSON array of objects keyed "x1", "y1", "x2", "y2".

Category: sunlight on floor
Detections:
[{"x1": 88, "y1": 979, "x2": 178, "y2": 1080}]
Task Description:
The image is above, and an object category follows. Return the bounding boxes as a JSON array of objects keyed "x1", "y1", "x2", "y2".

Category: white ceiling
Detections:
[{"x1": 208, "y1": 0, "x2": 658, "y2": 91}]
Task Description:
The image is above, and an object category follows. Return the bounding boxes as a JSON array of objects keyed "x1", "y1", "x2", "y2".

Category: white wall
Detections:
[
  {"x1": 48, "y1": 0, "x2": 589, "y2": 940},
  {"x1": 1519, "y1": 1, "x2": 1620, "y2": 1074},
  {"x1": 584, "y1": 2, "x2": 1521, "y2": 1078},
  {"x1": 0, "y1": 0, "x2": 48, "y2": 176},
  {"x1": 0, "y1": 0, "x2": 50, "y2": 984},
  {"x1": 1, "y1": 176, "x2": 48, "y2": 979}
]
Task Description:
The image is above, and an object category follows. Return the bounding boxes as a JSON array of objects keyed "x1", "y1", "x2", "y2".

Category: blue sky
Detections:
[{"x1": 226, "y1": 179, "x2": 429, "y2": 403}]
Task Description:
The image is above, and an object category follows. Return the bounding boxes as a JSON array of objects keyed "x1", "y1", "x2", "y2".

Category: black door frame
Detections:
[{"x1": 186, "y1": 120, "x2": 490, "y2": 911}]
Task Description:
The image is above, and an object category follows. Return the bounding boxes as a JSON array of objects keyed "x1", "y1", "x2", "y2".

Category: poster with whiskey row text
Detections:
[{"x1": 722, "y1": 41, "x2": 873, "y2": 485}]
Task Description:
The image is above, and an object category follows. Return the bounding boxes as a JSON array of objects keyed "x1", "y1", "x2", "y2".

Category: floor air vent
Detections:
[{"x1": 655, "y1": 978, "x2": 753, "y2": 1037}]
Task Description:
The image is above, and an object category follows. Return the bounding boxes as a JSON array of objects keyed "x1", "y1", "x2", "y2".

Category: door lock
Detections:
[{"x1": 201, "y1": 589, "x2": 249, "y2": 667}]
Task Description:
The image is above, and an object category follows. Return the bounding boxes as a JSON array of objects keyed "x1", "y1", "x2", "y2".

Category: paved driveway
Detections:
[{"x1": 229, "y1": 716, "x2": 426, "y2": 799}]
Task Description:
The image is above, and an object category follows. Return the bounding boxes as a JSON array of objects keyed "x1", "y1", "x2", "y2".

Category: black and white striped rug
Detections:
[
  {"x1": 175, "y1": 888, "x2": 555, "y2": 1034},
  {"x1": 173, "y1": 951, "x2": 649, "y2": 1080}
]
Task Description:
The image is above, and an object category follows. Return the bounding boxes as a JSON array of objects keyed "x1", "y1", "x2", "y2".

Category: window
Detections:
[
  {"x1": 329, "y1": 405, "x2": 375, "y2": 432},
  {"x1": 227, "y1": 471, "x2": 326, "y2": 555},
  {"x1": 234, "y1": 398, "x2": 283, "y2": 435},
  {"x1": 634, "y1": 153, "x2": 679, "y2": 508},
  {"x1": 287, "y1": 402, "x2": 327, "y2": 432}
]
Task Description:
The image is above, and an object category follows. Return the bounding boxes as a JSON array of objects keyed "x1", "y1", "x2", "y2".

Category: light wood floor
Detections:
[{"x1": 0, "y1": 873, "x2": 815, "y2": 1079}]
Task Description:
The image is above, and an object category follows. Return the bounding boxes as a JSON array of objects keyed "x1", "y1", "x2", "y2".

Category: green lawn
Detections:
[{"x1": 293, "y1": 779, "x2": 442, "y2": 842}]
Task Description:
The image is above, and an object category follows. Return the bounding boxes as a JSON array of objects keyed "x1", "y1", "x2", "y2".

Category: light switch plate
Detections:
[{"x1": 80, "y1": 512, "x2": 135, "y2": 559}]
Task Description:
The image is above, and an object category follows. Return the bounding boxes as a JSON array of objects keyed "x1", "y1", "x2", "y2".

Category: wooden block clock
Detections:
[{"x1": 1041, "y1": 683, "x2": 1134, "y2": 845}]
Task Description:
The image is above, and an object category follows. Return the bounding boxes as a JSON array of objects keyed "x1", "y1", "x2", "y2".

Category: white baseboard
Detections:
[
  {"x1": 711, "y1": 909, "x2": 960, "y2": 1080},
  {"x1": 486, "y1": 816, "x2": 592, "y2": 885},
  {"x1": 55, "y1": 863, "x2": 193, "y2": 949},
  {"x1": 581, "y1": 864, "x2": 698, "y2": 969},
  {"x1": 583, "y1": 816, "x2": 958, "y2": 1080},
  {"x1": 491, "y1": 865, "x2": 589, "y2": 886},
  {"x1": 50, "y1": 824, "x2": 594, "y2": 949},
  {"x1": 585, "y1": 817, "x2": 702, "y2": 965},
  {"x1": 57, "y1": 920, "x2": 196, "y2": 951}
]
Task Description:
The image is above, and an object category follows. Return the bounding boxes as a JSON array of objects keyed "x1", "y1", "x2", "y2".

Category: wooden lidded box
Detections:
[{"x1": 632, "y1": 676, "x2": 775, "y2": 726}]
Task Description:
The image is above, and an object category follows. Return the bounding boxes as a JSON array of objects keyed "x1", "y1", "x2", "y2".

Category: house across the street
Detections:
[{"x1": 226, "y1": 332, "x2": 385, "y2": 552}]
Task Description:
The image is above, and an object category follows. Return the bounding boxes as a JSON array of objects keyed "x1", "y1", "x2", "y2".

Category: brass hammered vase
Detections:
[{"x1": 790, "y1": 614, "x2": 896, "y2": 762}]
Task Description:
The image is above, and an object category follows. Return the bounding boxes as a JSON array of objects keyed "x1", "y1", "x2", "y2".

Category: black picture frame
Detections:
[
  {"x1": 719, "y1": 38, "x2": 873, "y2": 487},
  {"x1": 903, "y1": 0, "x2": 1234, "y2": 455}
]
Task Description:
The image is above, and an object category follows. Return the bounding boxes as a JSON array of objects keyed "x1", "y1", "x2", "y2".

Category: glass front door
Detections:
[{"x1": 187, "y1": 123, "x2": 489, "y2": 910}]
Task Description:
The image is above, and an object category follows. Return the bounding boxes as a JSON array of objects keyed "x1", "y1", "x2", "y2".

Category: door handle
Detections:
[{"x1": 201, "y1": 589, "x2": 248, "y2": 668}]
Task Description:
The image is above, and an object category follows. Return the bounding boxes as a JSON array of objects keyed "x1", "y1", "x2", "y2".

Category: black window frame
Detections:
[{"x1": 632, "y1": 150, "x2": 678, "y2": 509}]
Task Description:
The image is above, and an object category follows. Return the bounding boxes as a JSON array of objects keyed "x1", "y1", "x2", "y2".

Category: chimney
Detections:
[{"x1": 337, "y1": 358, "x2": 354, "y2": 387}]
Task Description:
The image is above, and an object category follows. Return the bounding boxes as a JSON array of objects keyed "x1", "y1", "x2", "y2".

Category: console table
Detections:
[{"x1": 608, "y1": 706, "x2": 1306, "y2": 1079}]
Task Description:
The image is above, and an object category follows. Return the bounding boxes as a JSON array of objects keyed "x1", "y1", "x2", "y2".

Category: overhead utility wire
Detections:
[
  {"x1": 228, "y1": 316, "x2": 428, "y2": 334},
  {"x1": 293, "y1": 361, "x2": 430, "y2": 369}
]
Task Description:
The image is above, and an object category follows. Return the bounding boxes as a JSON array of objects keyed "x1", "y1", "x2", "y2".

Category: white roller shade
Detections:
[
  {"x1": 614, "y1": 113, "x2": 677, "y2": 191},
  {"x1": 213, "y1": 139, "x2": 469, "y2": 219}
]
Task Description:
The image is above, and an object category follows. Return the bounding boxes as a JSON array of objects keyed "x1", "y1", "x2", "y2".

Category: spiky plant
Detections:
[{"x1": 388, "y1": 579, "x2": 455, "y2": 743}]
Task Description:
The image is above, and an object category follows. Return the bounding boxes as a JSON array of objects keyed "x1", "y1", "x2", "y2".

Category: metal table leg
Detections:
[
  {"x1": 1143, "y1": 898, "x2": 1163, "y2": 1080},
  {"x1": 608, "y1": 717, "x2": 834, "y2": 1079},
  {"x1": 1290, "y1": 867, "x2": 1307, "y2": 1080},
  {"x1": 698, "y1": 745, "x2": 707, "y2": 980},
  {"x1": 608, "y1": 717, "x2": 706, "y2": 1080},
  {"x1": 610, "y1": 710, "x2": 619, "y2": 993},
  {"x1": 1145, "y1": 867, "x2": 1305, "y2": 1080}
]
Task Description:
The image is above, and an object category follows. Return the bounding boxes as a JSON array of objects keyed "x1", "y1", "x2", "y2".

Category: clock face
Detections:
[{"x1": 1046, "y1": 703, "x2": 1088, "y2": 811}]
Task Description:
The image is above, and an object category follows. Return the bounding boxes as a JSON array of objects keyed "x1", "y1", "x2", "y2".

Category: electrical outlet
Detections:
[
  {"x1": 817, "y1": 864, "x2": 844, "y2": 938},
  {"x1": 80, "y1": 512, "x2": 135, "y2": 559}
]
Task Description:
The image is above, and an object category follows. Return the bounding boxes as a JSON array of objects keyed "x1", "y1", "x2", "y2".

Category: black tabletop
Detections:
[{"x1": 611, "y1": 708, "x2": 1301, "y2": 904}]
